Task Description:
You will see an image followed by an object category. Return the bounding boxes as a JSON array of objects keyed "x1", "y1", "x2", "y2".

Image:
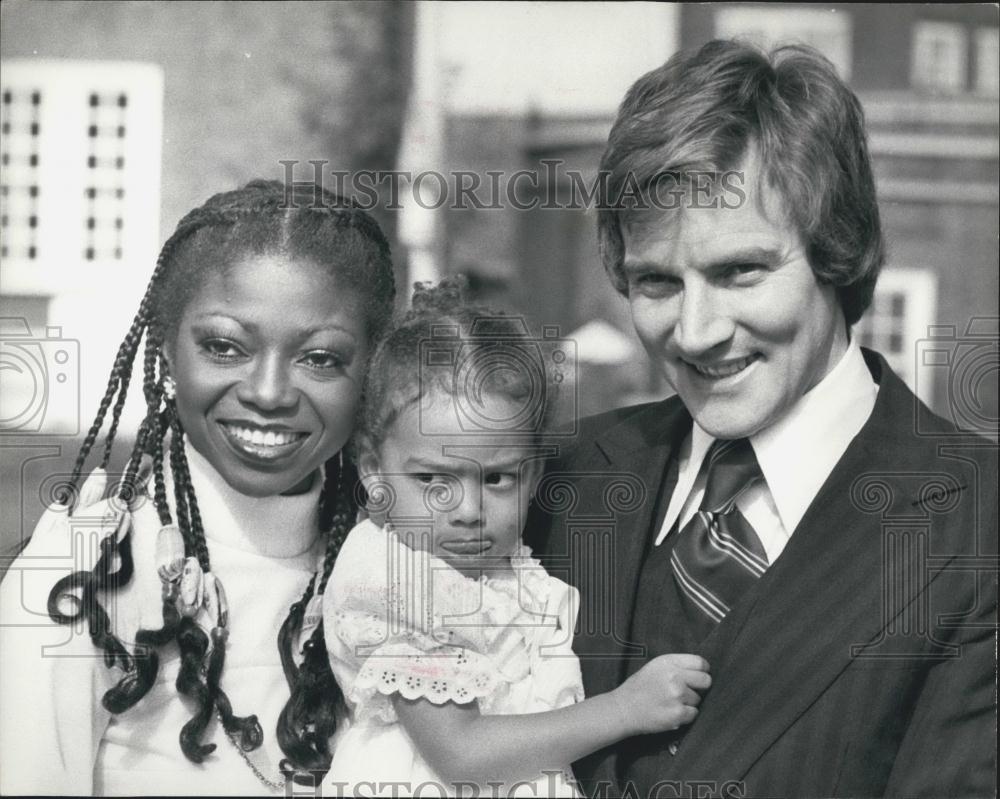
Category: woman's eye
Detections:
[
  {"x1": 484, "y1": 472, "x2": 515, "y2": 488},
  {"x1": 414, "y1": 473, "x2": 437, "y2": 485},
  {"x1": 201, "y1": 339, "x2": 245, "y2": 361},
  {"x1": 300, "y1": 350, "x2": 346, "y2": 370}
]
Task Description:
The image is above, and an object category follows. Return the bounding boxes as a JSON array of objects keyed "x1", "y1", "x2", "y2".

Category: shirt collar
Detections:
[{"x1": 691, "y1": 334, "x2": 878, "y2": 534}]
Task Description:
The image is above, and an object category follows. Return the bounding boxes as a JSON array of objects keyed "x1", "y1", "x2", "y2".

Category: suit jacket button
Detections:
[{"x1": 668, "y1": 741, "x2": 680, "y2": 756}]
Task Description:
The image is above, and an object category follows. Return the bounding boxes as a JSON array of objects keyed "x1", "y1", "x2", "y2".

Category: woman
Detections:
[{"x1": 0, "y1": 179, "x2": 395, "y2": 795}]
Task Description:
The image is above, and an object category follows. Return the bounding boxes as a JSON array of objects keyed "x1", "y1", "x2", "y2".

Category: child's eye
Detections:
[
  {"x1": 484, "y1": 472, "x2": 516, "y2": 488},
  {"x1": 201, "y1": 338, "x2": 245, "y2": 362},
  {"x1": 299, "y1": 350, "x2": 346, "y2": 370}
]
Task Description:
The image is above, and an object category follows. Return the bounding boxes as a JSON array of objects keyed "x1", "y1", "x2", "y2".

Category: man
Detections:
[{"x1": 529, "y1": 40, "x2": 996, "y2": 798}]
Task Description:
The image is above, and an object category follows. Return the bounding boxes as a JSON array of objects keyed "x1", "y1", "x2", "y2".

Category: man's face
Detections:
[{"x1": 621, "y1": 155, "x2": 849, "y2": 439}]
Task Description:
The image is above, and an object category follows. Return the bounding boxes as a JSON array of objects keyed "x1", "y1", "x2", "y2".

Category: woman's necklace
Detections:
[{"x1": 219, "y1": 709, "x2": 286, "y2": 794}]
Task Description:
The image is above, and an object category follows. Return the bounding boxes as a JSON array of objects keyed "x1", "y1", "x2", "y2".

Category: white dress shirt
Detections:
[{"x1": 655, "y1": 337, "x2": 879, "y2": 565}]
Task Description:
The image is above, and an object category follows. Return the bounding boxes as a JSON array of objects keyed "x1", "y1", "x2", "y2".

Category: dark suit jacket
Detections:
[{"x1": 528, "y1": 350, "x2": 997, "y2": 798}]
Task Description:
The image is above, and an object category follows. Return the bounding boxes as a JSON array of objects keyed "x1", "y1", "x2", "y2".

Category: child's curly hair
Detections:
[{"x1": 356, "y1": 276, "x2": 564, "y2": 457}]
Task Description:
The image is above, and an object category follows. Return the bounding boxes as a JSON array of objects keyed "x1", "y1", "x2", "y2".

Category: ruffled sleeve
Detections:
[
  {"x1": 491, "y1": 546, "x2": 585, "y2": 713},
  {"x1": 324, "y1": 520, "x2": 513, "y2": 724}
]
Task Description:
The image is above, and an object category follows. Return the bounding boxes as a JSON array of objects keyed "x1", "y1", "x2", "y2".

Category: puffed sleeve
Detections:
[
  {"x1": 522, "y1": 570, "x2": 585, "y2": 712},
  {"x1": 0, "y1": 471, "x2": 120, "y2": 795},
  {"x1": 324, "y1": 520, "x2": 514, "y2": 724}
]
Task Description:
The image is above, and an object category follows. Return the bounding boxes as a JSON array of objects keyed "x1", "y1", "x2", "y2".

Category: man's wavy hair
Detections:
[{"x1": 597, "y1": 39, "x2": 884, "y2": 326}]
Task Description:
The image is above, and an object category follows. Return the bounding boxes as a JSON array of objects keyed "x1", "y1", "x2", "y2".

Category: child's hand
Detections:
[{"x1": 611, "y1": 653, "x2": 711, "y2": 736}]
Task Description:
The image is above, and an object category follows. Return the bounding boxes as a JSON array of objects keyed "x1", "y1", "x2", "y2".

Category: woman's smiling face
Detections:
[{"x1": 165, "y1": 254, "x2": 369, "y2": 497}]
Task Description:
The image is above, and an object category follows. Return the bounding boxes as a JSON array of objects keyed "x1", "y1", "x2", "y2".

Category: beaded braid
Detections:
[
  {"x1": 275, "y1": 456, "x2": 358, "y2": 781},
  {"x1": 44, "y1": 178, "x2": 394, "y2": 776},
  {"x1": 48, "y1": 215, "x2": 215, "y2": 711}
]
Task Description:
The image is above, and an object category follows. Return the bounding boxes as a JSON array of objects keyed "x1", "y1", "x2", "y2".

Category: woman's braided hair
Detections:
[{"x1": 45, "y1": 179, "x2": 395, "y2": 779}]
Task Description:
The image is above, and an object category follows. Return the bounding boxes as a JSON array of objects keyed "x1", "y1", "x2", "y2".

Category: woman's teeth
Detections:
[
  {"x1": 225, "y1": 425, "x2": 303, "y2": 446},
  {"x1": 692, "y1": 355, "x2": 757, "y2": 378}
]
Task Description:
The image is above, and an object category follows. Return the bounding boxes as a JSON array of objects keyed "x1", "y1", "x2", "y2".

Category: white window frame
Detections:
[
  {"x1": 714, "y1": 6, "x2": 853, "y2": 80},
  {"x1": 854, "y1": 267, "x2": 938, "y2": 404},
  {"x1": 912, "y1": 21, "x2": 968, "y2": 93},
  {"x1": 0, "y1": 59, "x2": 162, "y2": 297},
  {"x1": 974, "y1": 27, "x2": 1000, "y2": 97},
  {"x1": 1, "y1": 60, "x2": 163, "y2": 437}
]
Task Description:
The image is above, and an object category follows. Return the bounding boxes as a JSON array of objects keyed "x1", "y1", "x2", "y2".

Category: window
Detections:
[
  {"x1": 84, "y1": 91, "x2": 129, "y2": 262},
  {"x1": 0, "y1": 87, "x2": 41, "y2": 262},
  {"x1": 0, "y1": 59, "x2": 162, "y2": 296},
  {"x1": 1, "y1": 60, "x2": 162, "y2": 437},
  {"x1": 714, "y1": 6, "x2": 853, "y2": 80},
  {"x1": 912, "y1": 21, "x2": 968, "y2": 93},
  {"x1": 854, "y1": 267, "x2": 938, "y2": 403},
  {"x1": 975, "y1": 27, "x2": 1000, "y2": 96}
]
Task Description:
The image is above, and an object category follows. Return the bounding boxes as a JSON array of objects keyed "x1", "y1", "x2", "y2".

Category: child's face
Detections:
[
  {"x1": 165, "y1": 254, "x2": 369, "y2": 497},
  {"x1": 362, "y1": 391, "x2": 543, "y2": 578}
]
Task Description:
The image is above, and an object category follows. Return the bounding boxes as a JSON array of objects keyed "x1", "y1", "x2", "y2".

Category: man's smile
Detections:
[{"x1": 681, "y1": 354, "x2": 761, "y2": 382}]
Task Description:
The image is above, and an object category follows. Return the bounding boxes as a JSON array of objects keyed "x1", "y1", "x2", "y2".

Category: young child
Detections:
[
  {"x1": 325, "y1": 280, "x2": 711, "y2": 796},
  {"x1": 0, "y1": 180, "x2": 395, "y2": 795}
]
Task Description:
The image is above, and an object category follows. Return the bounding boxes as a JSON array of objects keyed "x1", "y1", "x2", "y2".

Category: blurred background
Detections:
[{"x1": 1, "y1": 1, "x2": 998, "y2": 551}]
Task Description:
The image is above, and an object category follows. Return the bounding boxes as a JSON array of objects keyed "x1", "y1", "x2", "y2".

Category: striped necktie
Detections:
[{"x1": 670, "y1": 437, "x2": 769, "y2": 639}]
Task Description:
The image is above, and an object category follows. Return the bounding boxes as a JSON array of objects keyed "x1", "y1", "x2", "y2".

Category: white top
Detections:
[
  {"x1": 324, "y1": 519, "x2": 584, "y2": 797},
  {"x1": 0, "y1": 444, "x2": 324, "y2": 796},
  {"x1": 655, "y1": 337, "x2": 879, "y2": 563}
]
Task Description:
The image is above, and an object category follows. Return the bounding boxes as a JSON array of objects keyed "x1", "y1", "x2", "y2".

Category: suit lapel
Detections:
[
  {"x1": 573, "y1": 399, "x2": 691, "y2": 697},
  {"x1": 567, "y1": 399, "x2": 690, "y2": 792},
  {"x1": 669, "y1": 353, "x2": 959, "y2": 784}
]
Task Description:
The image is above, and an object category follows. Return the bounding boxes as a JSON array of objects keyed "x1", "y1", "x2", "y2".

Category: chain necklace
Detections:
[
  {"x1": 200, "y1": 460, "x2": 346, "y2": 795},
  {"x1": 219, "y1": 709, "x2": 287, "y2": 794}
]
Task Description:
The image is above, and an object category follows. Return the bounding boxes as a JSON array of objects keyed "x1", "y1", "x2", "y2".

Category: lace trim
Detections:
[
  {"x1": 349, "y1": 641, "x2": 505, "y2": 723},
  {"x1": 330, "y1": 523, "x2": 582, "y2": 723}
]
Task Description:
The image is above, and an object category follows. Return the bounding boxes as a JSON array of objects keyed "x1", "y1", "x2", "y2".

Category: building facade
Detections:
[{"x1": 443, "y1": 4, "x2": 999, "y2": 429}]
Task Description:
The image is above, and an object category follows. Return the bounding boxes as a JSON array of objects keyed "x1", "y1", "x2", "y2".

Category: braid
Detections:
[
  {"x1": 146, "y1": 411, "x2": 172, "y2": 527},
  {"x1": 175, "y1": 616, "x2": 216, "y2": 763},
  {"x1": 68, "y1": 228, "x2": 179, "y2": 489},
  {"x1": 318, "y1": 459, "x2": 356, "y2": 595},
  {"x1": 276, "y1": 454, "x2": 358, "y2": 781},
  {"x1": 168, "y1": 415, "x2": 193, "y2": 553},
  {"x1": 100, "y1": 319, "x2": 140, "y2": 469},
  {"x1": 69, "y1": 322, "x2": 139, "y2": 489},
  {"x1": 46, "y1": 204, "x2": 206, "y2": 732},
  {"x1": 47, "y1": 561, "x2": 130, "y2": 672},
  {"x1": 208, "y1": 632, "x2": 265, "y2": 752},
  {"x1": 45, "y1": 178, "x2": 394, "y2": 773},
  {"x1": 103, "y1": 577, "x2": 181, "y2": 713}
]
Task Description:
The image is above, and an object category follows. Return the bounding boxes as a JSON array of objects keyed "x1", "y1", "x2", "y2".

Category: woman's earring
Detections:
[{"x1": 162, "y1": 375, "x2": 177, "y2": 400}]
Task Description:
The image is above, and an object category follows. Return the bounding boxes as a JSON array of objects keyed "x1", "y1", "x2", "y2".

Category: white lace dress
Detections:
[{"x1": 324, "y1": 519, "x2": 584, "y2": 797}]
